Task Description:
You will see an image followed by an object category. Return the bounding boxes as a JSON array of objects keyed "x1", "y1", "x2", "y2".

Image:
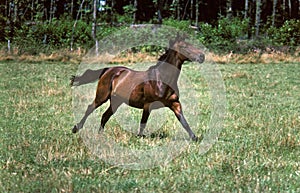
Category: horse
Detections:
[{"x1": 71, "y1": 35, "x2": 205, "y2": 141}]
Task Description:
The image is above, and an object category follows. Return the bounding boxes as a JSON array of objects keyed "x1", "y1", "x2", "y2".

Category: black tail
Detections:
[{"x1": 70, "y1": 68, "x2": 109, "y2": 86}]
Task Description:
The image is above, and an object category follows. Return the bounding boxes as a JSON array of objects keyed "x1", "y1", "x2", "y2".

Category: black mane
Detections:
[{"x1": 148, "y1": 48, "x2": 172, "y2": 70}]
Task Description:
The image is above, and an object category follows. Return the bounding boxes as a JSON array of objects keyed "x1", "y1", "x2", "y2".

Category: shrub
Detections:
[
  {"x1": 217, "y1": 16, "x2": 249, "y2": 41},
  {"x1": 4, "y1": 17, "x2": 299, "y2": 55},
  {"x1": 163, "y1": 19, "x2": 193, "y2": 33},
  {"x1": 13, "y1": 19, "x2": 92, "y2": 54},
  {"x1": 198, "y1": 17, "x2": 249, "y2": 53},
  {"x1": 267, "y1": 19, "x2": 300, "y2": 47}
]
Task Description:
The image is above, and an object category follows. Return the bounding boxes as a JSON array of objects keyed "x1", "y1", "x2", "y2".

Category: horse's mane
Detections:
[{"x1": 148, "y1": 48, "x2": 172, "y2": 70}]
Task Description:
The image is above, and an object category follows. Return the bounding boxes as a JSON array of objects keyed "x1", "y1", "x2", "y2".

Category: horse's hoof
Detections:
[
  {"x1": 72, "y1": 125, "x2": 78, "y2": 133},
  {"x1": 137, "y1": 134, "x2": 146, "y2": 138},
  {"x1": 192, "y1": 136, "x2": 198, "y2": 142},
  {"x1": 98, "y1": 127, "x2": 104, "y2": 134},
  {"x1": 192, "y1": 134, "x2": 203, "y2": 142}
]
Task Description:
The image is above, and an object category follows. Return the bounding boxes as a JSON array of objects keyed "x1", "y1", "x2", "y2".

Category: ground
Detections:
[{"x1": 0, "y1": 60, "x2": 299, "y2": 192}]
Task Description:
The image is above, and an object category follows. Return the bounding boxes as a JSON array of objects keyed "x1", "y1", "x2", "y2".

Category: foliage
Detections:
[
  {"x1": 197, "y1": 17, "x2": 250, "y2": 53},
  {"x1": 267, "y1": 19, "x2": 300, "y2": 47},
  {"x1": 3, "y1": 16, "x2": 300, "y2": 55},
  {"x1": 158, "y1": 17, "x2": 250, "y2": 53},
  {"x1": 0, "y1": 15, "x2": 8, "y2": 42},
  {"x1": 195, "y1": 17, "x2": 300, "y2": 53},
  {"x1": 123, "y1": 4, "x2": 137, "y2": 15},
  {"x1": 163, "y1": 19, "x2": 193, "y2": 33},
  {"x1": 217, "y1": 16, "x2": 249, "y2": 40},
  {"x1": 13, "y1": 19, "x2": 92, "y2": 54}
]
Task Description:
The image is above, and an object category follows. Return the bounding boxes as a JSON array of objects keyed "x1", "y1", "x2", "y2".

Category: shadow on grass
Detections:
[{"x1": 149, "y1": 131, "x2": 169, "y2": 139}]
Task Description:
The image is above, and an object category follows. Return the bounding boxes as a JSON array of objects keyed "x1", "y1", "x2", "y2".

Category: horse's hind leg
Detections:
[
  {"x1": 73, "y1": 90, "x2": 110, "y2": 133},
  {"x1": 100, "y1": 98, "x2": 122, "y2": 131}
]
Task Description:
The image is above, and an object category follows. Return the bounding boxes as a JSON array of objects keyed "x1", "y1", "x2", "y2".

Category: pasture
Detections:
[{"x1": 0, "y1": 60, "x2": 299, "y2": 192}]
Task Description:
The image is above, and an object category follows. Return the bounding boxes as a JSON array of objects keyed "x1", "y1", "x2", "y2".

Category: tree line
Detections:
[
  {"x1": 1, "y1": 1, "x2": 299, "y2": 24},
  {"x1": 0, "y1": 0, "x2": 299, "y2": 54}
]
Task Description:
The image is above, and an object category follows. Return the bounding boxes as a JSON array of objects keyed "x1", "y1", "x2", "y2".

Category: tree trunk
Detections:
[
  {"x1": 272, "y1": 0, "x2": 278, "y2": 26},
  {"x1": 8, "y1": 39, "x2": 11, "y2": 54},
  {"x1": 50, "y1": 0, "x2": 54, "y2": 21},
  {"x1": 177, "y1": 0, "x2": 180, "y2": 20},
  {"x1": 282, "y1": 0, "x2": 286, "y2": 20},
  {"x1": 288, "y1": 0, "x2": 291, "y2": 17},
  {"x1": 70, "y1": 0, "x2": 85, "y2": 51},
  {"x1": 191, "y1": 0, "x2": 193, "y2": 20},
  {"x1": 157, "y1": 0, "x2": 163, "y2": 24},
  {"x1": 31, "y1": 0, "x2": 34, "y2": 21},
  {"x1": 195, "y1": 0, "x2": 199, "y2": 25},
  {"x1": 70, "y1": 0, "x2": 74, "y2": 19},
  {"x1": 110, "y1": 0, "x2": 116, "y2": 23},
  {"x1": 13, "y1": 0, "x2": 18, "y2": 22},
  {"x1": 133, "y1": 0, "x2": 138, "y2": 24},
  {"x1": 244, "y1": 0, "x2": 249, "y2": 18},
  {"x1": 226, "y1": 0, "x2": 233, "y2": 18},
  {"x1": 6, "y1": 0, "x2": 11, "y2": 18},
  {"x1": 92, "y1": 0, "x2": 98, "y2": 55},
  {"x1": 255, "y1": 0, "x2": 261, "y2": 37},
  {"x1": 5, "y1": 0, "x2": 8, "y2": 17}
]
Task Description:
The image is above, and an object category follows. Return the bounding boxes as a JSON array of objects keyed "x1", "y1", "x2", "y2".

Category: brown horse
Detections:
[{"x1": 71, "y1": 35, "x2": 205, "y2": 141}]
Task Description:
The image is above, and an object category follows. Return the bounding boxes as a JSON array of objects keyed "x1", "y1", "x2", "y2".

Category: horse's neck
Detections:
[{"x1": 155, "y1": 51, "x2": 184, "y2": 84}]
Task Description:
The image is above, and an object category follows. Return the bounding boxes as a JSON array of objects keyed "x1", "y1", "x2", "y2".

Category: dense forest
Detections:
[{"x1": 0, "y1": 0, "x2": 299, "y2": 54}]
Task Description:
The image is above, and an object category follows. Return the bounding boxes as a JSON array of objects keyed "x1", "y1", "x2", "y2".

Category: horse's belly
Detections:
[{"x1": 128, "y1": 88, "x2": 147, "y2": 108}]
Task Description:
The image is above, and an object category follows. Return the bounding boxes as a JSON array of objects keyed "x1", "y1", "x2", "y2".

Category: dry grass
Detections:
[
  {"x1": 80, "y1": 52, "x2": 158, "y2": 65},
  {"x1": 1, "y1": 47, "x2": 299, "y2": 64},
  {"x1": 110, "y1": 52, "x2": 158, "y2": 64},
  {"x1": 210, "y1": 47, "x2": 300, "y2": 64},
  {"x1": 0, "y1": 47, "x2": 85, "y2": 63}
]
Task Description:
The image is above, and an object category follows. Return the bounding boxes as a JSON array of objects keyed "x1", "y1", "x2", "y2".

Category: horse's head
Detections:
[{"x1": 169, "y1": 34, "x2": 205, "y2": 63}]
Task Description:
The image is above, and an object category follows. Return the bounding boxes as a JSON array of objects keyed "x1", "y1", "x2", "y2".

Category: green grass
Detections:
[{"x1": 0, "y1": 60, "x2": 299, "y2": 192}]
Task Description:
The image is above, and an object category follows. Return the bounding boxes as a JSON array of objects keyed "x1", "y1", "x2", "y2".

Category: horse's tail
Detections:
[{"x1": 70, "y1": 68, "x2": 109, "y2": 86}]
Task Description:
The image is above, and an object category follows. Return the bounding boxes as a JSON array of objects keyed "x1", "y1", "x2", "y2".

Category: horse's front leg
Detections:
[
  {"x1": 137, "y1": 104, "x2": 150, "y2": 137},
  {"x1": 169, "y1": 101, "x2": 200, "y2": 141}
]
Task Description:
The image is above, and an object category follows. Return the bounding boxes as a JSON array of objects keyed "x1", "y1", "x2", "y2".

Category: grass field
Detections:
[{"x1": 0, "y1": 60, "x2": 299, "y2": 192}]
